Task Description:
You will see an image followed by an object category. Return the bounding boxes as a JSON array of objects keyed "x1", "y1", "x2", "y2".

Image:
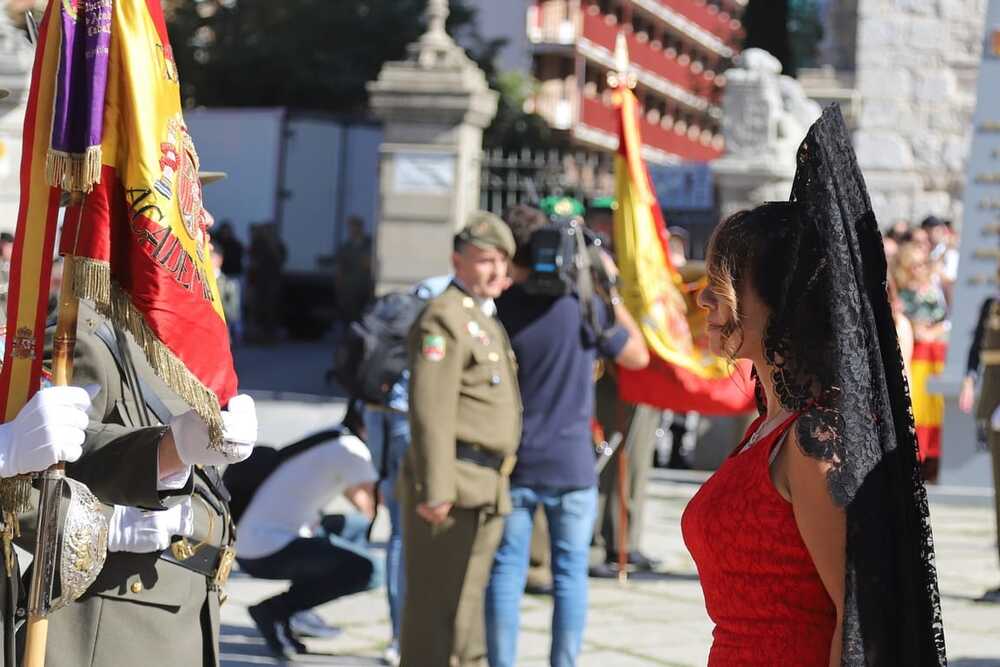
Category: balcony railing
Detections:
[
  {"x1": 579, "y1": 96, "x2": 723, "y2": 162},
  {"x1": 530, "y1": 87, "x2": 577, "y2": 130},
  {"x1": 580, "y1": 10, "x2": 722, "y2": 112},
  {"x1": 655, "y1": 0, "x2": 741, "y2": 45},
  {"x1": 526, "y1": 3, "x2": 578, "y2": 45}
]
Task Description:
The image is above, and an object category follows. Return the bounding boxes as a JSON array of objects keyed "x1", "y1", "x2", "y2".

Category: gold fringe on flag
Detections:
[
  {"x1": 45, "y1": 146, "x2": 103, "y2": 194},
  {"x1": 71, "y1": 258, "x2": 225, "y2": 449},
  {"x1": 0, "y1": 477, "x2": 33, "y2": 514}
]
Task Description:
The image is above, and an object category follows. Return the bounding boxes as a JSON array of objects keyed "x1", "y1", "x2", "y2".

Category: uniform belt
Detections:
[
  {"x1": 456, "y1": 442, "x2": 505, "y2": 471},
  {"x1": 161, "y1": 539, "x2": 236, "y2": 592},
  {"x1": 982, "y1": 350, "x2": 1000, "y2": 365}
]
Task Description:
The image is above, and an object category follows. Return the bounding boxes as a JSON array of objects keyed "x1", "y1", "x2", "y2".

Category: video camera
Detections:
[{"x1": 523, "y1": 197, "x2": 615, "y2": 299}]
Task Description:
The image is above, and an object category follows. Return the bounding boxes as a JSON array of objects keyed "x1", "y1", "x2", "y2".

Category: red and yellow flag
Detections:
[
  {"x1": 0, "y1": 1, "x2": 63, "y2": 425},
  {"x1": 1, "y1": 0, "x2": 237, "y2": 443},
  {"x1": 612, "y1": 87, "x2": 754, "y2": 415}
]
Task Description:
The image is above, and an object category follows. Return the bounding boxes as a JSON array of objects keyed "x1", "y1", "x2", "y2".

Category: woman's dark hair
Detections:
[
  {"x1": 706, "y1": 201, "x2": 830, "y2": 407},
  {"x1": 501, "y1": 204, "x2": 549, "y2": 267},
  {"x1": 705, "y1": 202, "x2": 801, "y2": 354}
]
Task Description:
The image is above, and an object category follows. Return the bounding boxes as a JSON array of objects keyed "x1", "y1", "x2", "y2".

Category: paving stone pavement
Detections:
[{"x1": 221, "y1": 396, "x2": 1000, "y2": 667}]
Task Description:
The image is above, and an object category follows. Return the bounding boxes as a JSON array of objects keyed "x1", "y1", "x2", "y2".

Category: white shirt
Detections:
[{"x1": 235, "y1": 433, "x2": 377, "y2": 559}]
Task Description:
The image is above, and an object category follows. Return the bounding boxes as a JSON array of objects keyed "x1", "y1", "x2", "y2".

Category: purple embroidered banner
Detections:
[{"x1": 47, "y1": 0, "x2": 112, "y2": 193}]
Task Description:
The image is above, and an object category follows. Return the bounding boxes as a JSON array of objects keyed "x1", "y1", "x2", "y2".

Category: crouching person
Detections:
[{"x1": 229, "y1": 402, "x2": 381, "y2": 658}]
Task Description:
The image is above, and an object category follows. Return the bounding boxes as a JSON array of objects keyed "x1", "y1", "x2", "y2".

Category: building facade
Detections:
[
  {"x1": 470, "y1": 0, "x2": 746, "y2": 164},
  {"x1": 803, "y1": 0, "x2": 987, "y2": 225}
]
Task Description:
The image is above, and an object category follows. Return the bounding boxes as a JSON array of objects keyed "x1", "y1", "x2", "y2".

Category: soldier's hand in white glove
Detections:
[
  {"x1": 170, "y1": 394, "x2": 257, "y2": 466},
  {"x1": 107, "y1": 500, "x2": 193, "y2": 553},
  {"x1": 0, "y1": 384, "x2": 97, "y2": 477}
]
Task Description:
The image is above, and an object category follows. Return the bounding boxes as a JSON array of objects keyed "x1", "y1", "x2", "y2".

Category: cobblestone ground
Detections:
[{"x1": 219, "y1": 399, "x2": 1000, "y2": 667}]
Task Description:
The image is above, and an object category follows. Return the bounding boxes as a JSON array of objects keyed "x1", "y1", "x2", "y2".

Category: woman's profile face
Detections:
[{"x1": 698, "y1": 259, "x2": 769, "y2": 362}]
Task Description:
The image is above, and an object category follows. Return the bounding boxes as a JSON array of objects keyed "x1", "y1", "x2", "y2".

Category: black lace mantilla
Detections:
[{"x1": 766, "y1": 106, "x2": 946, "y2": 665}]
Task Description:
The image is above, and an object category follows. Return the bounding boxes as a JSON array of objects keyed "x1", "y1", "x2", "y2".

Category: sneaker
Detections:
[
  {"x1": 383, "y1": 640, "x2": 401, "y2": 666},
  {"x1": 289, "y1": 609, "x2": 342, "y2": 639},
  {"x1": 248, "y1": 601, "x2": 307, "y2": 658},
  {"x1": 977, "y1": 586, "x2": 1000, "y2": 603}
]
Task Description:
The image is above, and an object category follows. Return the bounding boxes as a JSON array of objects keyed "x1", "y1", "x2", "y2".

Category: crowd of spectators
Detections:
[{"x1": 884, "y1": 215, "x2": 959, "y2": 482}]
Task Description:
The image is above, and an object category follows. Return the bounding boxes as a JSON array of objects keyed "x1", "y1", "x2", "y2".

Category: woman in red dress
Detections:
[{"x1": 681, "y1": 107, "x2": 946, "y2": 666}]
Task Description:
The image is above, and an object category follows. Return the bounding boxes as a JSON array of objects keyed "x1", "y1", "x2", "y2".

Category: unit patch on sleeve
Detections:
[{"x1": 421, "y1": 334, "x2": 447, "y2": 362}]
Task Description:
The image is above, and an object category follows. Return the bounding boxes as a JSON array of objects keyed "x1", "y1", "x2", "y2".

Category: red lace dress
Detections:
[{"x1": 681, "y1": 413, "x2": 837, "y2": 666}]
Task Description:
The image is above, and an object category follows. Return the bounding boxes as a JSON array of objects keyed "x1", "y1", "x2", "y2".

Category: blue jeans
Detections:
[
  {"x1": 486, "y1": 485, "x2": 598, "y2": 667},
  {"x1": 364, "y1": 397, "x2": 411, "y2": 642}
]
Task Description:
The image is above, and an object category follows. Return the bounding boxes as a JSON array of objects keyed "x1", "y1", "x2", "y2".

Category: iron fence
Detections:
[{"x1": 479, "y1": 147, "x2": 614, "y2": 214}]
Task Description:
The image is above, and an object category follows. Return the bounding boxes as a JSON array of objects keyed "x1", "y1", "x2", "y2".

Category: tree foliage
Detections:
[
  {"x1": 741, "y1": 0, "x2": 824, "y2": 78},
  {"x1": 165, "y1": 0, "x2": 478, "y2": 114}
]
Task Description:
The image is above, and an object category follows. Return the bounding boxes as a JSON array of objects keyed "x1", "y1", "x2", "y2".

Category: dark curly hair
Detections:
[
  {"x1": 501, "y1": 204, "x2": 549, "y2": 267},
  {"x1": 705, "y1": 201, "x2": 834, "y2": 413}
]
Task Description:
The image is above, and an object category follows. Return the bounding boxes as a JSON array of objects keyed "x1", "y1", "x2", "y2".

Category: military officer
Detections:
[
  {"x1": 29, "y1": 298, "x2": 256, "y2": 667},
  {"x1": 960, "y1": 275, "x2": 1000, "y2": 603},
  {"x1": 399, "y1": 212, "x2": 522, "y2": 667}
]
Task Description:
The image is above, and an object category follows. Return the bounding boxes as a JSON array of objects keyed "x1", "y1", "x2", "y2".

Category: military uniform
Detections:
[
  {"x1": 30, "y1": 301, "x2": 234, "y2": 666},
  {"x1": 968, "y1": 296, "x2": 1000, "y2": 569},
  {"x1": 399, "y1": 217, "x2": 522, "y2": 667}
]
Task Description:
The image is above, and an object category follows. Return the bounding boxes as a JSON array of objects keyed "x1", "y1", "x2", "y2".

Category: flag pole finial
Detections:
[{"x1": 608, "y1": 32, "x2": 636, "y2": 89}]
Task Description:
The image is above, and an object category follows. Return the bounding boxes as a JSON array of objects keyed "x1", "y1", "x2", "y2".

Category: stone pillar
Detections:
[
  {"x1": 368, "y1": 0, "x2": 498, "y2": 294},
  {"x1": 711, "y1": 49, "x2": 820, "y2": 220},
  {"x1": 0, "y1": 12, "x2": 33, "y2": 234},
  {"x1": 934, "y1": 1, "x2": 1000, "y2": 489}
]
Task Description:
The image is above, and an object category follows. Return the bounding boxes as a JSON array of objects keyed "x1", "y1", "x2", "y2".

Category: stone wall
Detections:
[{"x1": 853, "y1": 0, "x2": 987, "y2": 226}]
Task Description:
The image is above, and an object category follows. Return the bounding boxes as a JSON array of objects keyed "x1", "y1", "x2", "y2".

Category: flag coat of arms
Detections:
[
  {"x1": 0, "y1": 0, "x2": 237, "y2": 444},
  {"x1": 611, "y1": 86, "x2": 754, "y2": 415}
]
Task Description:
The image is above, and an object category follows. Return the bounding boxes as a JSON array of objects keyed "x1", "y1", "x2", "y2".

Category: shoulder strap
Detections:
[{"x1": 92, "y1": 322, "x2": 174, "y2": 425}]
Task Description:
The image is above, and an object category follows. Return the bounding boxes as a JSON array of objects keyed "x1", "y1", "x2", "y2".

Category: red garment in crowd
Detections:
[{"x1": 681, "y1": 412, "x2": 837, "y2": 666}]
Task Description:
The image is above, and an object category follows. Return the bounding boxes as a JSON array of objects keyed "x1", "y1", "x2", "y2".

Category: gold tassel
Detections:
[
  {"x1": 0, "y1": 477, "x2": 32, "y2": 514},
  {"x1": 45, "y1": 146, "x2": 103, "y2": 193},
  {"x1": 72, "y1": 274, "x2": 226, "y2": 450},
  {"x1": 72, "y1": 258, "x2": 111, "y2": 306}
]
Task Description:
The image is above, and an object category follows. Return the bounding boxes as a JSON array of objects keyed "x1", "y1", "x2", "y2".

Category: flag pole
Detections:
[
  {"x1": 24, "y1": 194, "x2": 84, "y2": 667},
  {"x1": 609, "y1": 31, "x2": 636, "y2": 587}
]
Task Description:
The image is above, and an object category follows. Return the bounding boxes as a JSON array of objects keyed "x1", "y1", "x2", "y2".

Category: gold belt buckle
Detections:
[
  {"x1": 213, "y1": 546, "x2": 236, "y2": 590},
  {"x1": 171, "y1": 538, "x2": 197, "y2": 562}
]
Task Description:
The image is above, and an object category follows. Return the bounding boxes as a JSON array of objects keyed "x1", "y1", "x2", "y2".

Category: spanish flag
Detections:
[
  {"x1": 910, "y1": 340, "x2": 946, "y2": 462},
  {"x1": 1, "y1": 0, "x2": 237, "y2": 446},
  {"x1": 612, "y1": 85, "x2": 754, "y2": 415}
]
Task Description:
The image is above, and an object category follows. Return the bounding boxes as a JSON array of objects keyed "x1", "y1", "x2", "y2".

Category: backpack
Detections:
[
  {"x1": 330, "y1": 292, "x2": 428, "y2": 405},
  {"x1": 223, "y1": 428, "x2": 342, "y2": 524}
]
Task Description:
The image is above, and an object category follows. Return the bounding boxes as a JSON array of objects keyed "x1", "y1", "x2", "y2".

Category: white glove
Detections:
[
  {"x1": 0, "y1": 385, "x2": 97, "y2": 477},
  {"x1": 171, "y1": 394, "x2": 257, "y2": 466},
  {"x1": 107, "y1": 500, "x2": 194, "y2": 553}
]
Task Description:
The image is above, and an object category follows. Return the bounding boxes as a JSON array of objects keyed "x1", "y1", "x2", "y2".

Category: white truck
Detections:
[{"x1": 185, "y1": 108, "x2": 382, "y2": 338}]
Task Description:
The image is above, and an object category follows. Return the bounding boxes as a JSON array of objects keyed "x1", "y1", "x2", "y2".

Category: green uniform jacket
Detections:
[
  {"x1": 23, "y1": 301, "x2": 231, "y2": 667},
  {"x1": 975, "y1": 298, "x2": 1000, "y2": 421},
  {"x1": 403, "y1": 284, "x2": 522, "y2": 513}
]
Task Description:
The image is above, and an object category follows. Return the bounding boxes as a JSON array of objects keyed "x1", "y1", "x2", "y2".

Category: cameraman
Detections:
[{"x1": 485, "y1": 204, "x2": 648, "y2": 666}]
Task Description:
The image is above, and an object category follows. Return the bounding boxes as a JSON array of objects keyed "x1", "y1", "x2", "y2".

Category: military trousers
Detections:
[
  {"x1": 595, "y1": 405, "x2": 661, "y2": 558},
  {"x1": 991, "y1": 430, "x2": 1000, "y2": 568},
  {"x1": 399, "y1": 485, "x2": 503, "y2": 667}
]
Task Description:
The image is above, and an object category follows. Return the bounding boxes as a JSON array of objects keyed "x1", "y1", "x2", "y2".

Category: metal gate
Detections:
[{"x1": 479, "y1": 147, "x2": 614, "y2": 214}]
